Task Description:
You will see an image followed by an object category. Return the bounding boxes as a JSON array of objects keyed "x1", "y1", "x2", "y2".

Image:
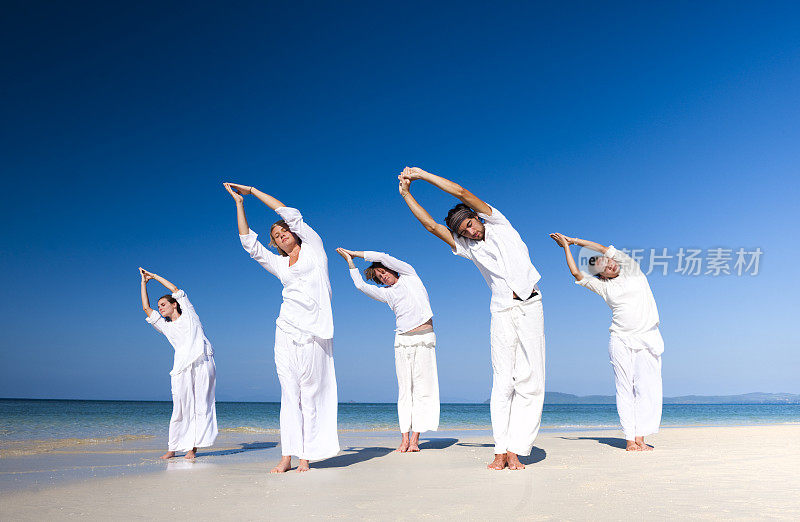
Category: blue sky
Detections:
[{"x1": 1, "y1": 1, "x2": 798, "y2": 402}]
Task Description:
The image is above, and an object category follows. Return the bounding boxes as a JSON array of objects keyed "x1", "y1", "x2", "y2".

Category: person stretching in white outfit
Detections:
[
  {"x1": 140, "y1": 268, "x2": 218, "y2": 460},
  {"x1": 398, "y1": 167, "x2": 545, "y2": 471},
  {"x1": 335, "y1": 247, "x2": 440, "y2": 453},
  {"x1": 550, "y1": 233, "x2": 663, "y2": 451},
  {"x1": 224, "y1": 182, "x2": 339, "y2": 473}
]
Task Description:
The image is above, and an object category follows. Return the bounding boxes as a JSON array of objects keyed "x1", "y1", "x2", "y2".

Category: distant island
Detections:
[{"x1": 534, "y1": 392, "x2": 800, "y2": 405}]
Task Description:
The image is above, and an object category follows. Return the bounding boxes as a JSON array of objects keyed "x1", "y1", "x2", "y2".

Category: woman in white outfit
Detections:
[
  {"x1": 398, "y1": 167, "x2": 544, "y2": 471},
  {"x1": 335, "y1": 247, "x2": 440, "y2": 453},
  {"x1": 223, "y1": 182, "x2": 339, "y2": 473},
  {"x1": 550, "y1": 233, "x2": 663, "y2": 451},
  {"x1": 140, "y1": 268, "x2": 218, "y2": 460}
]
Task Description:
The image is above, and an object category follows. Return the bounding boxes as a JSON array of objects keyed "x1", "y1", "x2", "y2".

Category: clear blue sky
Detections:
[{"x1": 1, "y1": 1, "x2": 798, "y2": 402}]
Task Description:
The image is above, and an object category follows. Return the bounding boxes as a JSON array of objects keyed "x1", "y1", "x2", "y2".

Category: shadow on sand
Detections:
[
  {"x1": 313, "y1": 446, "x2": 394, "y2": 468},
  {"x1": 313, "y1": 437, "x2": 459, "y2": 469},
  {"x1": 520, "y1": 447, "x2": 546, "y2": 465},
  {"x1": 419, "y1": 437, "x2": 458, "y2": 450},
  {"x1": 558, "y1": 436, "x2": 627, "y2": 449},
  {"x1": 197, "y1": 441, "x2": 279, "y2": 457},
  {"x1": 455, "y1": 442, "x2": 547, "y2": 464}
]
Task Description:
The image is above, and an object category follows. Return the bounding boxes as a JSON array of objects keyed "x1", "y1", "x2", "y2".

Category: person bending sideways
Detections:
[
  {"x1": 398, "y1": 167, "x2": 545, "y2": 471},
  {"x1": 140, "y1": 268, "x2": 218, "y2": 460},
  {"x1": 223, "y1": 183, "x2": 339, "y2": 473},
  {"x1": 550, "y1": 233, "x2": 663, "y2": 451},
  {"x1": 336, "y1": 247, "x2": 440, "y2": 453}
]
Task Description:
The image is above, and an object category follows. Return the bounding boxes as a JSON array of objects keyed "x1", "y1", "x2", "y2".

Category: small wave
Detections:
[
  {"x1": 219, "y1": 426, "x2": 279, "y2": 434},
  {"x1": 0, "y1": 434, "x2": 154, "y2": 457}
]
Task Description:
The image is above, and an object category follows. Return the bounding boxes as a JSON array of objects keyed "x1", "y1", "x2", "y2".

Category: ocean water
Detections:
[{"x1": 2, "y1": 399, "x2": 799, "y2": 445}]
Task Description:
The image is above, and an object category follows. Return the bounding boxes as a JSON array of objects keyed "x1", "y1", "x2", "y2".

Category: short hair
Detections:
[
  {"x1": 157, "y1": 295, "x2": 182, "y2": 322},
  {"x1": 363, "y1": 262, "x2": 399, "y2": 284},
  {"x1": 268, "y1": 220, "x2": 302, "y2": 256},
  {"x1": 445, "y1": 203, "x2": 482, "y2": 235}
]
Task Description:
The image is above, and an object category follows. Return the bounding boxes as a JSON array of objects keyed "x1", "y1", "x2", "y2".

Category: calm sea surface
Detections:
[{"x1": 1, "y1": 399, "x2": 798, "y2": 442}]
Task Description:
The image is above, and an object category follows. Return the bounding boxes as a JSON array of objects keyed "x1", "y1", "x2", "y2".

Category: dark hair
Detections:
[
  {"x1": 444, "y1": 203, "x2": 482, "y2": 235},
  {"x1": 158, "y1": 295, "x2": 182, "y2": 322},
  {"x1": 363, "y1": 262, "x2": 399, "y2": 284},
  {"x1": 269, "y1": 220, "x2": 302, "y2": 256}
]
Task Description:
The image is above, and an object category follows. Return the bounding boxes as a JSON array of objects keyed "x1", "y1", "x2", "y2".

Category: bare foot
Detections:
[
  {"x1": 487, "y1": 453, "x2": 507, "y2": 470},
  {"x1": 397, "y1": 435, "x2": 410, "y2": 453},
  {"x1": 408, "y1": 432, "x2": 421, "y2": 452},
  {"x1": 635, "y1": 437, "x2": 653, "y2": 451},
  {"x1": 160, "y1": 451, "x2": 176, "y2": 460},
  {"x1": 506, "y1": 452, "x2": 525, "y2": 470},
  {"x1": 184, "y1": 447, "x2": 197, "y2": 459},
  {"x1": 270, "y1": 456, "x2": 292, "y2": 473},
  {"x1": 296, "y1": 459, "x2": 310, "y2": 473},
  {"x1": 626, "y1": 441, "x2": 641, "y2": 451}
]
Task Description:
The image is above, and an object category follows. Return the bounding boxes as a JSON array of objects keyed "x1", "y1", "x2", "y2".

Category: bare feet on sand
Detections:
[
  {"x1": 506, "y1": 452, "x2": 525, "y2": 470},
  {"x1": 397, "y1": 434, "x2": 410, "y2": 452},
  {"x1": 296, "y1": 459, "x2": 310, "y2": 472},
  {"x1": 184, "y1": 448, "x2": 197, "y2": 459},
  {"x1": 160, "y1": 451, "x2": 176, "y2": 459},
  {"x1": 487, "y1": 453, "x2": 507, "y2": 470},
  {"x1": 408, "y1": 432, "x2": 421, "y2": 452},
  {"x1": 635, "y1": 437, "x2": 653, "y2": 451},
  {"x1": 270, "y1": 456, "x2": 292, "y2": 473},
  {"x1": 626, "y1": 440, "x2": 641, "y2": 451}
]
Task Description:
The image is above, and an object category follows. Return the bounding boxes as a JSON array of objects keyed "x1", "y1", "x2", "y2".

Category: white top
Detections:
[
  {"x1": 240, "y1": 206, "x2": 333, "y2": 340},
  {"x1": 348, "y1": 251, "x2": 434, "y2": 334},
  {"x1": 576, "y1": 245, "x2": 661, "y2": 338},
  {"x1": 451, "y1": 205, "x2": 541, "y2": 313},
  {"x1": 146, "y1": 290, "x2": 214, "y2": 376}
]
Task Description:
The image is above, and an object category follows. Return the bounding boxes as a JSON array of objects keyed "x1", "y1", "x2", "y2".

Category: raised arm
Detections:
[
  {"x1": 401, "y1": 166, "x2": 492, "y2": 215},
  {"x1": 336, "y1": 247, "x2": 358, "y2": 269},
  {"x1": 223, "y1": 183, "x2": 250, "y2": 235},
  {"x1": 226, "y1": 183, "x2": 286, "y2": 211},
  {"x1": 145, "y1": 271, "x2": 178, "y2": 293},
  {"x1": 140, "y1": 268, "x2": 154, "y2": 316},
  {"x1": 365, "y1": 251, "x2": 415, "y2": 276},
  {"x1": 549, "y1": 234, "x2": 583, "y2": 281},
  {"x1": 336, "y1": 248, "x2": 388, "y2": 303},
  {"x1": 398, "y1": 177, "x2": 456, "y2": 249},
  {"x1": 569, "y1": 236, "x2": 609, "y2": 255}
]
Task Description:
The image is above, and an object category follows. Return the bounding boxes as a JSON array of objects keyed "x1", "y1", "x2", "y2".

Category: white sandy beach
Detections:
[{"x1": 2, "y1": 424, "x2": 799, "y2": 520}]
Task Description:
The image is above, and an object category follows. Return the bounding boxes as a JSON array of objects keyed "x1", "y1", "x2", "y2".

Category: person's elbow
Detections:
[{"x1": 423, "y1": 221, "x2": 440, "y2": 234}]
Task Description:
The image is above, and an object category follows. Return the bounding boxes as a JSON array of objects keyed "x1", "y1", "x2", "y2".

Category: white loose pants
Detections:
[
  {"x1": 394, "y1": 330, "x2": 440, "y2": 433},
  {"x1": 608, "y1": 332, "x2": 663, "y2": 441},
  {"x1": 274, "y1": 326, "x2": 339, "y2": 461},
  {"x1": 489, "y1": 298, "x2": 545, "y2": 456},
  {"x1": 168, "y1": 355, "x2": 218, "y2": 452}
]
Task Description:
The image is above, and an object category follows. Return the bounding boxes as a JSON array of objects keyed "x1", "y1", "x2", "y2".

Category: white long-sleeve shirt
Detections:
[
  {"x1": 240, "y1": 206, "x2": 333, "y2": 340},
  {"x1": 348, "y1": 251, "x2": 433, "y2": 334},
  {"x1": 576, "y1": 245, "x2": 660, "y2": 338},
  {"x1": 146, "y1": 289, "x2": 214, "y2": 376},
  {"x1": 451, "y1": 205, "x2": 541, "y2": 313}
]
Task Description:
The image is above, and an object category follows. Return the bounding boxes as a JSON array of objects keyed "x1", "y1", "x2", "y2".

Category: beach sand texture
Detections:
[{"x1": 1, "y1": 425, "x2": 798, "y2": 520}]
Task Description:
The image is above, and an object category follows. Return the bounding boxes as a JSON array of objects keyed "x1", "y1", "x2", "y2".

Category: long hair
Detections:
[
  {"x1": 158, "y1": 295, "x2": 182, "y2": 322},
  {"x1": 363, "y1": 262, "x2": 399, "y2": 284},
  {"x1": 269, "y1": 220, "x2": 302, "y2": 256}
]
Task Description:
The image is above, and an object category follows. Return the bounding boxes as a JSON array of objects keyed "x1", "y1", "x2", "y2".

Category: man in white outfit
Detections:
[
  {"x1": 551, "y1": 233, "x2": 663, "y2": 451},
  {"x1": 398, "y1": 167, "x2": 545, "y2": 470}
]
